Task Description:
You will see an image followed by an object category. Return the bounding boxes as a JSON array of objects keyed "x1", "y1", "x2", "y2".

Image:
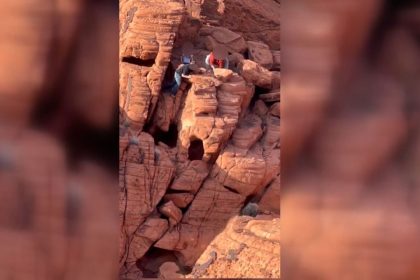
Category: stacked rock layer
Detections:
[{"x1": 119, "y1": 0, "x2": 280, "y2": 278}]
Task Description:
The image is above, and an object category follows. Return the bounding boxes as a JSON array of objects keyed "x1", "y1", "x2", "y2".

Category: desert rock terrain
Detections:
[{"x1": 119, "y1": 0, "x2": 281, "y2": 278}]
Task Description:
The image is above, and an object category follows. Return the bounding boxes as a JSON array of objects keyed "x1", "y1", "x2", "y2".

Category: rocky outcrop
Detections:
[
  {"x1": 185, "y1": 0, "x2": 281, "y2": 50},
  {"x1": 120, "y1": 0, "x2": 185, "y2": 132},
  {"x1": 119, "y1": 0, "x2": 280, "y2": 278},
  {"x1": 186, "y1": 215, "x2": 281, "y2": 278},
  {"x1": 119, "y1": 132, "x2": 175, "y2": 277},
  {"x1": 175, "y1": 72, "x2": 253, "y2": 162},
  {"x1": 200, "y1": 25, "x2": 248, "y2": 54},
  {"x1": 238, "y1": 59, "x2": 280, "y2": 89},
  {"x1": 247, "y1": 41, "x2": 274, "y2": 69}
]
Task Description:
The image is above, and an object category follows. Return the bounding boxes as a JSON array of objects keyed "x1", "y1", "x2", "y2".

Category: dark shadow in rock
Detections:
[
  {"x1": 153, "y1": 123, "x2": 179, "y2": 148},
  {"x1": 122, "y1": 56, "x2": 155, "y2": 67},
  {"x1": 136, "y1": 247, "x2": 180, "y2": 277},
  {"x1": 188, "y1": 139, "x2": 204, "y2": 160}
]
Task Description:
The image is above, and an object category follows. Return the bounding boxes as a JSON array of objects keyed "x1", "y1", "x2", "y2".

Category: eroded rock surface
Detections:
[
  {"x1": 186, "y1": 215, "x2": 281, "y2": 278},
  {"x1": 120, "y1": 0, "x2": 185, "y2": 132},
  {"x1": 119, "y1": 0, "x2": 280, "y2": 278}
]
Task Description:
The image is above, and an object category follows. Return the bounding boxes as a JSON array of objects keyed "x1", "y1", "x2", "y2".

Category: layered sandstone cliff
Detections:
[{"x1": 119, "y1": 0, "x2": 280, "y2": 278}]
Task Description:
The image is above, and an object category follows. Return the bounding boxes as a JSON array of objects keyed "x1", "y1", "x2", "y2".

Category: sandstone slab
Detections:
[
  {"x1": 247, "y1": 41, "x2": 274, "y2": 69},
  {"x1": 238, "y1": 59, "x2": 275, "y2": 89}
]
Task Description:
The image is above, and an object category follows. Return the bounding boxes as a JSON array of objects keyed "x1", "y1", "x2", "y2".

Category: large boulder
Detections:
[
  {"x1": 125, "y1": 218, "x2": 169, "y2": 264},
  {"x1": 200, "y1": 25, "x2": 248, "y2": 53},
  {"x1": 238, "y1": 59, "x2": 278, "y2": 89},
  {"x1": 190, "y1": 0, "x2": 281, "y2": 49},
  {"x1": 158, "y1": 262, "x2": 183, "y2": 279},
  {"x1": 170, "y1": 160, "x2": 210, "y2": 193},
  {"x1": 211, "y1": 144, "x2": 268, "y2": 196},
  {"x1": 177, "y1": 75, "x2": 252, "y2": 161},
  {"x1": 247, "y1": 41, "x2": 274, "y2": 69},
  {"x1": 213, "y1": 68, "x2": 234, "y2": 82},
  {"x1": 163, "y1": 193, "x2": 195, "y2": 208},
  {"x1": 158, "y1": 200, "x2": 183, "y2": 227}
]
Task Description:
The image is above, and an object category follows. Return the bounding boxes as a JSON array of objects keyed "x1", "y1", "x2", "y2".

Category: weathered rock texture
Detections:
[
  {"x1": 185, "y1": 0, "x2": 281, "y2": 49},
  {"x1": 120, "y1": 0, "x2": 185, "y2": 131},
  {"x1": 119, "y1": 0, "x2": 280, "y2": 278},
  {"x1": 186, "y1": 215, "x2": 280, "y2": 278}
]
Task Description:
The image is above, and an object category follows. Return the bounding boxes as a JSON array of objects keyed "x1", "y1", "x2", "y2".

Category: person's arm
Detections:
[
  {"x1": 205, "y1": 55, "x2": 210, "y2": 67},
  {"x1": 205, "y1": 54, "x2": 216, "y2": 71},
  {"x1": 181, "y1": 65, "x2": 191, "y2": 78}
]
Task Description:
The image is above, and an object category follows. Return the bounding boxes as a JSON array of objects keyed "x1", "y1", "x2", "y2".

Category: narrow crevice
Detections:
[
  {"x1": 255, "y1": 86, "x2": 271, "y2": 96},
  {"x1": 223, "y1": 185, "x2": 240, "y2": 195},
  {"x1": 180, "y1": 206, "x2": 189, "y2": 214},
  {"x1": 122, "y1": 56, "x2": 155, "y2": 67},
  {"x1": 162, "y1": 61, "x2": 176, "y2": 91},
  {"x1": 151, "y1": 123, "x2": 179, "y2": 148},
  {"x1": 265, "y1": 101, "x2": 277, "y2": 107},
  {"x1": 243, "y1": 192, "x2": 260, "y2": 207},
  {"x1": 166, "y1": 189, "x2": 190, "y2": 194},
  {"x1": 136, "y1": 248, "x2": 181, "y2": 277},
  {"x1": 249, "y1": 86, "x2": 270, "y2": 109},
  {"x1": 156, "y1": 198, "x2": 168, "y2": 210}
]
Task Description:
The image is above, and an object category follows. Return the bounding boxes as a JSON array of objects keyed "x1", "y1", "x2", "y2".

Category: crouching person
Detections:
[{"x1": 205, "y1": 45, "x2": 229, "y2": 71}]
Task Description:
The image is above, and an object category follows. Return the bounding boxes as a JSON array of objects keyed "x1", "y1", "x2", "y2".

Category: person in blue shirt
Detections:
[{"x1": 171, "y1": 54, "x2": 194, "y2": 95}]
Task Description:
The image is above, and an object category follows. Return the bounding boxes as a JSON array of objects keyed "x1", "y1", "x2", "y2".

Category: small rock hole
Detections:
[{"x1": 188, "y1": 139, "x2": 204, "y2": 161}]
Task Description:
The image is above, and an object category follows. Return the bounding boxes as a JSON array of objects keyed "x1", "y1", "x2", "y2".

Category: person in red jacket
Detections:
[{"x1": 205, "y1": 45, "x2": 229, "y2": 70}]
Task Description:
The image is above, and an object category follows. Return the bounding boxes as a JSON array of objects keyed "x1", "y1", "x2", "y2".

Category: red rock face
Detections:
[{"x1": 119, "y1": 0, "x2": 280, "y2": 278}]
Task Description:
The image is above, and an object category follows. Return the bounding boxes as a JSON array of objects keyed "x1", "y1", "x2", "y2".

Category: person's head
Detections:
[
  {"x1": 181, "y1": 42, "x2": 194, "y2": 64},
  {"x1": 213, "y1": 45, "x2": 228, "y2": 61},
  {"x1": 181, "y1": 55, "x2": 192, "y2": 64}
]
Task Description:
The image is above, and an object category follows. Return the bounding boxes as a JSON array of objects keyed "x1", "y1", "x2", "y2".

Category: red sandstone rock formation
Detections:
[
  {"x1": 186, "y1": 215, "x2": 280, "y2": 278},
  {"x1": 119, "y1": 0, "x2": 280, "y2": 278}
]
